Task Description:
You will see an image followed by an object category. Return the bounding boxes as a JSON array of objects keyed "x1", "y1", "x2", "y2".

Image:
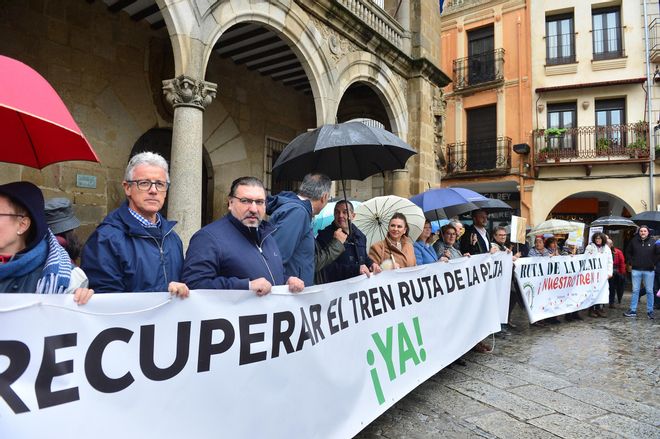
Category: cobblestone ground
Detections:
[{"x1": 357, "y1": 293, "x2": 660, "y2": 439}]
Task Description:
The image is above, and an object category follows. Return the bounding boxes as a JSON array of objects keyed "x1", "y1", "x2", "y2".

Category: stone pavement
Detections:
[{"x1": 357, "y1": 294, "x2": 660, "y2": 439}]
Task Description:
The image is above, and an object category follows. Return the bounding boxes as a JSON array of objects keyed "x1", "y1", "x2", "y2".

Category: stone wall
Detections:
[
  {"x1": 0, "y1": 0, "x2": 168, "y2": 239},
  {"x1": 203, "y1": 54, "x2": 316, "y2": 218}
]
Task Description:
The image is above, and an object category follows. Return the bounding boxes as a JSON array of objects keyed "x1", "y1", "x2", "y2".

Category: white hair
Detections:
[{"x1": 124, "y1": 152, "x2": 170, "y2": 182}]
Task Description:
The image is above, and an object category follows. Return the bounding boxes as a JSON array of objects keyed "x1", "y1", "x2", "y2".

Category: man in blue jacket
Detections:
[
  {"x1": 316, "y1": 200, "x2": 378, "y2": 283},
  {"x1": 182, "y1": 177, "x2": 304, "y2": 295},
  {"x1": 81, "y1": 152, "x2": 189, "y2": 296},
  {"x1": 266, "y1": 173, "x2": 331, "y2": 286}
]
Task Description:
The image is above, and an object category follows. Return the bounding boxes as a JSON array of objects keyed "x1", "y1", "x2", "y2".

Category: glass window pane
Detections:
[{"x1": 593, "y1": 14, "x2": 603, "y2": 30}]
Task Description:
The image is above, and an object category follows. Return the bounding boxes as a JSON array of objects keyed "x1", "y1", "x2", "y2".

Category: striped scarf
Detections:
[{"x1": 35, "y1": 231, "x2": 72, "y2": 294}]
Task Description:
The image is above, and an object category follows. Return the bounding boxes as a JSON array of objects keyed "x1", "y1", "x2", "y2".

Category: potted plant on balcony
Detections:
[
  {"x1": 544, "y1": 128, "x2": 566, "y2": 161},
  {"x1": 627, "y1": 138, "x2": 647, "y2": 158},
  {"x1": 596, "y1": 137, "x2": 611, "y2": 156},
  {"x1": 537, "y1": 146, "x2": 554, "y2": 162}
]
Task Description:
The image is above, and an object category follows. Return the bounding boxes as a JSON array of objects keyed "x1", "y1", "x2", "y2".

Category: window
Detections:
[
  {"x1": 264, "y1": 137, "x2": 298, "y2": 195},
  {"x1": 467, "y1": 26, "x2": 495, "y2": 85},
  {"x1": 592, "y1": 7, "x2": 623, "y2": 60},
  {"x1": 595, "y1": 98, "x2": 625, "y2": 148},
  {"x1": 546, "y1": 14, "x2": 575, "y2": 65},
  {"x1": 547, "y1": 103, "x2": 576, "y2": 152}
]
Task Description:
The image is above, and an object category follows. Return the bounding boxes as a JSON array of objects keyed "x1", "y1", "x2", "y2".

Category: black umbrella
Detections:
[
  {"x1": 631, "y1": 211, "x2": 660, "y2": 230},
  {"x1": 590, "y1": 215, "x2": 636, "y2": 229},
  {"x1": 271, "y1": 122, "x2": 417, "y2": 182}
]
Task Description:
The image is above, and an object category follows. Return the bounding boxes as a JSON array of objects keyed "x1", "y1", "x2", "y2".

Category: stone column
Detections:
[
  {"x1": 392, "y1": 169, "x2": 410, "y2": 198},
  {"x1": 162, "y1": 75, "x2": 217, "y2": 248}
]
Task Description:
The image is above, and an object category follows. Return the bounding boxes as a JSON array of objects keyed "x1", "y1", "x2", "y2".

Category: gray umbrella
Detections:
[
  {"x1": 473, "y1": 197, "x2": 513, "y2": 213},
  {"x1": 631, "y1": 211, "x2": 660, "y2": 230},
  {"x1": 271, "y1": 122, "x2": 417, "y2": 182},
  {"x1": 590, "y1": 215, "x2": 636, "y2": 229}
]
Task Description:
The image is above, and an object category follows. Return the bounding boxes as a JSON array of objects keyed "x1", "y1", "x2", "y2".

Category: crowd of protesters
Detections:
[{"x1": 1, "y1": 151, "x2": 657, "y2": 322}]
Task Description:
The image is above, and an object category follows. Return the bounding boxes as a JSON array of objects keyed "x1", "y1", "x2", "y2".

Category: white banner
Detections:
[
  {"x1": 491, "y1": 251, "x2": 513, "y2": 323},
  {"x1": 513, "y1": 253, "x2": 609, "y2": 323},
  {"x1": 0, "y1": 254, "x2": 510, "y2": 439}
]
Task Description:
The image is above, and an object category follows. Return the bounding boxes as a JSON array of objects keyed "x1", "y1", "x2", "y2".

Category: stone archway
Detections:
[
  {"x1": 541, "y1": 190, "x2": 635, "y2": 225},
  {"x1": 130, "y1": 128, "x2": 214, "y2": 225},
  {"x1": 334, "y1": 52, "x2": 409, "y2": 139},
  {"x1": 197, "y1": 2, "x2": 334, "y2": 125},
  {"x1": 531, "y1": 178, "x2": 649, "y2": 227}
]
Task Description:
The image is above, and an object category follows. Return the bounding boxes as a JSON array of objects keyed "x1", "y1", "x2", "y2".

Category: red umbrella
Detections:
[{"x1": 0, "y1": 55, "x2": 99, "y2": 169}]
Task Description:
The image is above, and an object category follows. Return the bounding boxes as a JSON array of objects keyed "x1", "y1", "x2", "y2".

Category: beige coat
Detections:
[{"x1": 369, "y1": 236, "x2": 416, "y2": 269}]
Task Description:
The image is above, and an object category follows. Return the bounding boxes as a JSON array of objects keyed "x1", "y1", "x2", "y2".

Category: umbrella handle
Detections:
[{"x1": 339, "y1": 150, "x2": 352, "y2": 238}]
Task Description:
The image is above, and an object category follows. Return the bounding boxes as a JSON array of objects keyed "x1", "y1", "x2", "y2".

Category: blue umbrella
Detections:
[{"x1": 410, "y1": 187, "x2": 488, "y2": 221}]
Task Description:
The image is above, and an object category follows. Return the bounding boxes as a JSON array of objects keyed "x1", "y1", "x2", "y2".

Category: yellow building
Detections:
[{"x1": 529, "y1": 0, "x2": 658, "y2": 226}]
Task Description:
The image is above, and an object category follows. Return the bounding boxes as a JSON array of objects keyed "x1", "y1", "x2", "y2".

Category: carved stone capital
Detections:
[{"x1": 162, "y1": 76, "x2": 217, "y2": 110}]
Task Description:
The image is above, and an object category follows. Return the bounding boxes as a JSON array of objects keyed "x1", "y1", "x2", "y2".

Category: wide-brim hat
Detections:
[
  {"x1": 0, "y1": 181, "x2": 47, "y2": 249},
  {"x1": 45, "y1": 197, "x2": 80, "y2": 234}
]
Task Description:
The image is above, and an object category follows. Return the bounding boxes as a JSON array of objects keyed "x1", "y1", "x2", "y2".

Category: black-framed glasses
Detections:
[
  {"x1": 231, "y1": 196, "x2": 266, "y2": 206},
  {"x1": 0, "y1": 213, "x2": 24, "y2": 218},
  {"x1": 127, "y1": 180, "x2": 169, "y2": 192}
]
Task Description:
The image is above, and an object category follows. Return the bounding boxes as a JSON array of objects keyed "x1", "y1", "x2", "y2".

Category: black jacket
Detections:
[
  {"x1": 460, "y1": 225, "x2": 489, "y2": 255},
  {"x1": 316, "y1": 223, "x2": 373, "y2": 283},
  {"x1": 625, "y1": 234, "x2": 658, "y2": 271}
]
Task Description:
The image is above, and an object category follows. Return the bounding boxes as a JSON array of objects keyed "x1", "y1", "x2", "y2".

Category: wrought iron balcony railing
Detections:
[
  {"x1": 592, "y1": 25, "x2": 625, "y2": 60},
  {"x1": 452, "y1": 48, "x2": 505, "y2": 91},
  {"x1": 546, "y1": 32, "x2": 576, "y2": 65},
  {"x1": 532, "y1": 122, "x2": 649, "y2": 163},
  {"x1": 445, "y1": 137, "x2": 511, "y2": 175},
  {"x1": 650, "y1": 17, "x2": 660, "y2": 63}
]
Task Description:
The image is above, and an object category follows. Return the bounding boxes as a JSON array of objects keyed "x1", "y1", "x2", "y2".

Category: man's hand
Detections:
[
  {"x1": 286, "y1": 277, "x2": 305, "y2": 293},
  {"x1": 249, "y1": 277, "x2": 273, "y2": 296},
  {"x1": 371, "y1": 263, "x2": 382, "y2": 274},
  {"x1": 168, "y1": 281, "x2": 190, "y2": 298},
  {"x1": 471, "y1": 233, "x2": 478, "y2": 246},
  {"x1": 73, "y1": 288, "x2": 94, "y2": 305},
  {"x1": 359, "y1": 264, "x2": 371, "y2": 277},
  {"x1": 333, "y1": 228, "x2": 348, "y2": 244},
  {"x1": 440, "y1": 256, "x2": 449, "y2": 262},
  {"x1": 489, "y1": 245, "x2": 498, "y2": 254}
]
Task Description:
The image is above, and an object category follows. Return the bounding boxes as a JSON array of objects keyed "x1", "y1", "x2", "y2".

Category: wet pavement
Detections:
[{"x1": 357, "y1": 293, "x2": 659, "y2": 438}]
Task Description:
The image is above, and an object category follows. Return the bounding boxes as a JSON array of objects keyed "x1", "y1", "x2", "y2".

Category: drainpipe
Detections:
[{"x1": 643, "y1": 0, "x2": 656, "y2": 209}]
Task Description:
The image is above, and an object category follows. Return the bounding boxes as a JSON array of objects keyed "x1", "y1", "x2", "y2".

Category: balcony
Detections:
[
  {"x1": 336, "y1": 0, "x2": 405, "y2": 50},
  {"x1": 452, "y1": 49, "x2": 505, "y2": 92},
  {"x1": 532, "y1": 123, "x2": 650, "y2": 176},
  {"x1": 445, "y1": 137, "x2": 512, "y2": 176},
  {"x1": 651, "y1": 17, "x2": 660, "y2": 63}
]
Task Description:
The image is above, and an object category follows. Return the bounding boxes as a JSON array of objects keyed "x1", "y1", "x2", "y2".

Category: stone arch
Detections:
[
  {"x1": 129, "y1": 128, "x2": 215, "y2": 225},
  {"x1": 532, "y1": 181, "x2": 640, "y2": 226},
  {"x1": 333, "y1": 53, "x2": 408, "y2": 140},
  {"x1": 196, "y1": 2, "x2": 334, "y2": 126}
]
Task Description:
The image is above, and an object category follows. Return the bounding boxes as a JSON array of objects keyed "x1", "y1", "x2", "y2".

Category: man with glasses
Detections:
[
  {"x1": 182, "y1": 177, "x2": 304, "y2": 295},
  {"x1": 81, "y1": 152, "x2": 189, "y2": 297}
]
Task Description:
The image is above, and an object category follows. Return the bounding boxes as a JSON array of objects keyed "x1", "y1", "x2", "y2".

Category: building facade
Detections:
[
  {"x1": 529, "y1": 0, "x2": 659, "y2": 226},
  {"x1": 439, "y1": 0, "x2": 533, "y2": 224},
  {"x1": 0, "y1": 0, "x2": 449, "y2": 245}
]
